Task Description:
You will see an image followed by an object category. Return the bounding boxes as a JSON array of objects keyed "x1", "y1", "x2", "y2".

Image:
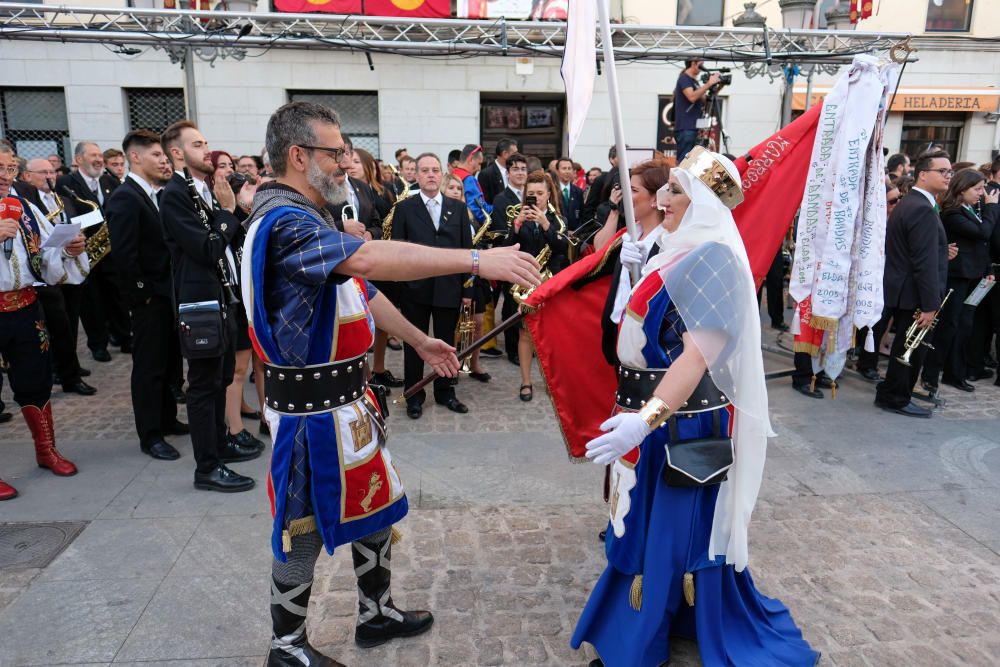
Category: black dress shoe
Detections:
[
  {"x1": 406, "y1": 403, "x2": 422, "y2": 419},
  {"x1": 589, "y1": 660, "x2": 605, "y2": 667},
  {"x1": 170, "y1": 385, "x2": 187, "y2": 404},
  {"x1": 219, "y1": 437, "x2": 263, "y2": 463},
  {"x1": 771, "y1": 322, "x2": 790, "y2": 332},
  {"x1": 259, "y1": 419, "x2": 271, "y2": 436},
  {"x1": 508, "y1": 355, "x2": 520, "y2": 366},
  {"x1": 598, "y1": 529, "x2": 606, "y2": 542},
  {"x1": 437, "y1": 397, "x2": 468, "y2": 414},
  {"x1": 968, "y1": 369, "x2": 994, "y2": 381},
  {"x1": 858, "y1": 368, "x2": 881, "y2": 382},
  {"x1": 79, "y1": 367, "x2": 91, "y2": 377},
  {"x1": 141, "y1": 438, "x2": 181, "y2": 461},
  {"x1": 943, "y1": 378, "x2": 975, "y2": 392},
  {"x1": 229, "y1": 429, "x2": 265, "y2": 453},
  {"x1": 480, "y1": 348, "x2": 503, "y2": 357},
  {"x1": 469, "y1": 371, "x2": 491, "y2": 382},
  {"x1": 793, "y1": 384, "x2": 823, "y2": 399},
  {"x1": 371, "y1": 370, "x2": 404, "y2": 388},
  {"x1": 386, "y1": 336, "x2": 403, "y2": 351},
  {"x1": 194, "y1": 464, "x2": 255, "y2": 493},
  {"x1": 814, "y1": 373, "x2": 834, "y2": 389},
  {"x1": 355, "y1": 609, "x2": 434, "y2": 648},
  {"x1": 164, "y1": 420, "x2": 190, "y2": 435},
  {"x1": 91, "y1": 348, "x2": 112, "y2": 363},
  {"x1": 0, "y1": 411, "x2": 13, "y2": 424},
  {"x1": 62, "y1": 379, "x2": 97, "y2": 396},
  {"x1": 878, "y1": 401, "x2": 931, "y2": 418}
]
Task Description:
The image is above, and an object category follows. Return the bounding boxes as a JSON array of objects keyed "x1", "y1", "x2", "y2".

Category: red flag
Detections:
[
  {"x1": 861, "y1": 0, "x2": 873, "y2": 19},
  {"x1": 273, "y1": 0, "x2": 360, "y2": 13},
  {"x1": 363, "y1": 0, "x2": 449, "y2": 17},
  {"x1": 525, "y1": 107, "x2": 822, "y2": 459},
  {"x1": 732, "y1": 104, "x2": 821, "y2": 287},
  {"x1": 849, "y1": 0, "x2": 860, "y2": 23},
  {"x1": 522, "y1": 231, "x2": 625, "y2": 459}
]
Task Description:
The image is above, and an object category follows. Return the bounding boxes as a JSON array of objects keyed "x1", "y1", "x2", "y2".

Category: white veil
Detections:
[{"x1": 642, "y1": 152, "x2": 772, "y2": 572}]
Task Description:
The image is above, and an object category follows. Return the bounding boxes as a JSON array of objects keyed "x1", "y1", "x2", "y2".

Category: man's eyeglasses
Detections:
[
  {"x1": 929, "y1": 168, "x2": 954, "y2": 177},
  {"x1": 296, "y1": 145, "x2": 348, "y2": 162},
  {"x1": 0, "y1": 166, "x2": 19, "y2": 177}
]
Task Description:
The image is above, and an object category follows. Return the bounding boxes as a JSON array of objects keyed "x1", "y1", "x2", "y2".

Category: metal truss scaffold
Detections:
[{"x1": 0, "y1": 2, "x2": 914, "y2": 64}]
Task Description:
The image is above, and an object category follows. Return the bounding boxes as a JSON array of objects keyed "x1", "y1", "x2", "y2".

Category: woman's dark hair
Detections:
[
  {"x1": 352, "y1": 148, "x2": 384, "y2": 197},
  {"x1": 630, "y1": 159, "x2": 671, "y2": 196},
  {"x1": 939, "y1": 168, "x2": 984, "y2": 211}
]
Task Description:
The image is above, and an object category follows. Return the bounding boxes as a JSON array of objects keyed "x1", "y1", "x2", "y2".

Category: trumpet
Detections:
[
  {"x1": 897, "y1": 289, "x2": 953, "y2": 367},
  {"x1": 511, "y1": 245, "x2": 552, "y2": 305},
  {"x1": 456, "y1": 302, "x2": 476, "y2": 373}
]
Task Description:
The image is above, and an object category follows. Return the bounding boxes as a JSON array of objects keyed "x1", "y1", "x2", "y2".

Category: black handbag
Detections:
[
  {"x1": 178, "y1": 301, "x2": 225, "y2": 359},
  {"x1": 662, "y1": 410, "x2": 734, "y2": 487}
]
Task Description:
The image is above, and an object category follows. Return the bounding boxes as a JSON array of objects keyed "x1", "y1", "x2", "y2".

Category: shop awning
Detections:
[{"x1": 792, "y1": 86, "x2": 1000, "y2": 113}]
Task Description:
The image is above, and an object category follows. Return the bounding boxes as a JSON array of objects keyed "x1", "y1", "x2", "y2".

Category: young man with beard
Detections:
[
  {"x1": 244, "y1": 101, "x2": 540, "y2": 665},
  {"x1": 159, "y1": 120, "x2": 262, "y2": 491}
]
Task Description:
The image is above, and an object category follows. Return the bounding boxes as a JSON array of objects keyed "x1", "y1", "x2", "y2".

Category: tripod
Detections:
[{"x1": 697, "y1": 87, "x2": 730, "y2": 155}]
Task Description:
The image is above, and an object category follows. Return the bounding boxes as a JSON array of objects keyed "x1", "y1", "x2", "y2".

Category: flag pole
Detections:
[{"x1": 595, "y1": 0, "x2": 639, "y2": 283}]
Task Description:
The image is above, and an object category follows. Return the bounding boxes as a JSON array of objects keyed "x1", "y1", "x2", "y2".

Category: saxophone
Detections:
[
  {"x1": 59, "y1": 185, "x2": 111, "y2": 267},
  {"x1": 44, "y1": 180, "x2": 65, "y2": 223},
  {"x1": 511, "y1": 245, "x2": 552, "y2": 305}
]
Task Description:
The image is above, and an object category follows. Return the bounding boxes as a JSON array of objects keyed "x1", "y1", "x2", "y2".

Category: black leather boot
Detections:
[
  {"x1": 352, "y1": 531, "x2": 434, "y2": 648},
  {"x1": 266, "y1": 577, "x2": 344, "y2": 667}
]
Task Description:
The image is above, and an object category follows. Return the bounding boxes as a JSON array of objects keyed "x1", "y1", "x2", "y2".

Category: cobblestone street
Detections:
[{"x1": 1, "y1": 329, "x2": 999, "y2": 666}]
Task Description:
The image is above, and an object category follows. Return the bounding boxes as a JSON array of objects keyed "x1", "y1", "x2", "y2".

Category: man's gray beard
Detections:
[{"x1": 306, "y1": 161, "x2": 346, "y2": 206}]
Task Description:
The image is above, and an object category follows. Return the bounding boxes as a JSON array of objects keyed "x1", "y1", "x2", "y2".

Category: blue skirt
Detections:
[{"x1": 571, "y1": 410, "x2": 818, "y2": 667}]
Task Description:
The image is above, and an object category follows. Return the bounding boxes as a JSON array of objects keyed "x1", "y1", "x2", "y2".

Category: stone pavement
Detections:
[{"x1": 1, "y1": 326, "x2": 999, "y2": 666}]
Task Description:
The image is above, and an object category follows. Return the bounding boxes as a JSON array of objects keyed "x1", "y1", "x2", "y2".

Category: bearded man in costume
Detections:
[
  {"x1": 572, "y1": 148, "x2": 818, "y2": 666},
  {"x1": 243, "y1": 102, "x2": 541, "y2": 667}
]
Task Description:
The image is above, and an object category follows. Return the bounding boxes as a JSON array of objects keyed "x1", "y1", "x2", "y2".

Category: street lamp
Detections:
[
  {"x1": 733, "y1": 3, "x2": 766, "y2": 29},
  {"x1": 778, "y1": 0, "x2": 816, "y2": 30},
  {"x1": 824, "y1": 1, "x2": 856, "y2": 31}
]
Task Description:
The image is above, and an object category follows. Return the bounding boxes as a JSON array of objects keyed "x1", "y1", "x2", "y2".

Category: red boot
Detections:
[
  {"x1": 22, "y1": 402, "x2": 78, "y2": 476},
  {"x1": 0, "y1": 478, "x2": 17, "y2": 500}
]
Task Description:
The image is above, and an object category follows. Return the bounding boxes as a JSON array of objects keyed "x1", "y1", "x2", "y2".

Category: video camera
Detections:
[{"x1": 700, "y1": 67, "x2": 732, "y2": 87}]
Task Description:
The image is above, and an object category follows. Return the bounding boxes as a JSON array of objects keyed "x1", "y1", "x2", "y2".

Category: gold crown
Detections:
[{"x1": 677, "y1": 146, "x2": 744, "y2": 210}]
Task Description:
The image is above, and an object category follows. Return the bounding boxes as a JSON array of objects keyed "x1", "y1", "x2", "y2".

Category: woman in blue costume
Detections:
[{"x1": 572, "y1": 147, "x2": 819, "y2": 667}]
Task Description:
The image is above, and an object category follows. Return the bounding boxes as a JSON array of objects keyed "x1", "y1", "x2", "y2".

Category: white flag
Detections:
[{"x1": 561, "y1": 0, "x2": 597, "y2": 155}]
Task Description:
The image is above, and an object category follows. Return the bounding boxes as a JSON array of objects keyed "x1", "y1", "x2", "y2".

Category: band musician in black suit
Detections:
[
  {"x1": 105, "y1": 130, "x2": 190, "y2": 461},
  {"x1": 491, "y1": 153, "x2": 529, "y2": 364},
  {"x1": 477, "y1": 137, "x2": 518, "y2": 207},
  {"x1": 330, "y1": 137, "x2": 382, "y2": 241},
  {"x1": 56, "y1": 141, "x2": 128, "y2": 362},
  {"x1": 159, "y1": 120, "x2": 262, "y2": 493},
  {"x1": 874, "y1": 149, "x2": 952, "y2": 418},
  {"x1": 391, "y1": 153, "x2": 473, "y2": 419},
  {"x1": 555, "y1": 157, "x2": 585, "y2": 231}
]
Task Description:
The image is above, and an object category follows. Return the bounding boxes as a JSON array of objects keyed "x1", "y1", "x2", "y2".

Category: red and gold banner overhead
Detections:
[
  {"x1": 272, "y1": 0, "x2": 360, "y2": 13},
  {"x1": 361, "y1": 0, "x2": 449, "y2": 17}
]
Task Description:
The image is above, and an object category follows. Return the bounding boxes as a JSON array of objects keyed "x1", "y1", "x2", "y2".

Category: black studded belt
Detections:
[
  {"x1": 615, "y1": 366, "x2": 730, "y2": 414},
  {"x1": 263, "y1": 355, "x2": 368, "y2": 416}
]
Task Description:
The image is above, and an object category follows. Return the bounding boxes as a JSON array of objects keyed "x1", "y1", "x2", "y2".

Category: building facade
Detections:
[{"x1": 1, "y1": 0, "x2": 997, "y2": 169}]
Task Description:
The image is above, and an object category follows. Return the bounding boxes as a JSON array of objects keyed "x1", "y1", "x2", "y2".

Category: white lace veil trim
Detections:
[{"x1": 642, "y1": 153, "x2": 772, "y2": 572}]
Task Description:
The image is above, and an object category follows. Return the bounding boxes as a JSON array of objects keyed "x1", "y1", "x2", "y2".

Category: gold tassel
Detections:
[
  {"x1": 282, "y1": 530, "x2": 292, "y2": 554},
  {"x1": 683, "y1": 572, "x2": 695, "y2": 607},
  {"x1": 809, "y1": 315, "x2": 840, "y2": 332},
  {"x1": 629, "y1": 575, "x2": 643, "y2": 611},
  {"x1": 391, "y1": 527, "x2": 403, "y2": 545},
  {"x1": 831, "y1": 380, "x2": 837, "y2": 400},
  {"x1": 809, "y1": 374, "x2": 817, "y2": 393}
]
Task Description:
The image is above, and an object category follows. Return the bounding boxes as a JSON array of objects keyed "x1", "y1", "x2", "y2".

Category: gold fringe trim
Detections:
[
  {"x1": 683, "y1": 572, "x2": 695, "y2": 607},
  {"x1": 809, "y1": 374, "x2": 817, "y2": 393},
  {"x1": 283, "y1": 516, "x2": 318, "y2": 553},
  {"x1": 831, "y1": 381, "x2": 837, "y2": 401},
  {"x1": 282, "y1": 530, "x2": 291, "y2": 553},
  {"x1": 391, "y1": 526, "x2": 403, "y2": 545},
  {"x1": 792, "y1": 341, "x2": 820, "y2": 355},
  {"x1": 808, "y1": 315, "x2": 839, "y2": 332},
  {"x1": 629, "y1": 575, "x2": 643, "y2": 611}
]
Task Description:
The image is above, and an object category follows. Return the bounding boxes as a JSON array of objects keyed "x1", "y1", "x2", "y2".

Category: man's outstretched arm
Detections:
[{"x1": 338, "y1": 240, "x2": 541, "y2": 289}]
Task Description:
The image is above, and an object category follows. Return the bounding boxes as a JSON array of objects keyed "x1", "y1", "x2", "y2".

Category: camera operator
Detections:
[{"x1": 673, "y1": 60, "x2": 721, "y2": 162}]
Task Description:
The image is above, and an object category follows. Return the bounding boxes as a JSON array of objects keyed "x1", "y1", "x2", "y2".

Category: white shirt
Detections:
[
  {"x1": 420, "y1": 191, "x2": 443, "y2": 230},
  {"x1": 344, "y1": 178, "x2": 360, "y2": 217},
  {"x1": 128, "y1": 171, "x2": 160, "y2": 210},
  {"x1": 912, "y1": 186, "x2": 937, "y2": 210},
  {"x1": 81, "y1": 172, "x2": 105, "y2": 205},
  {"x1": 496, "y1": 160, "x2": 509, "y2": 189},
  {"x1": 39, "y1": 190, "x2": 65, "y2": 222}
]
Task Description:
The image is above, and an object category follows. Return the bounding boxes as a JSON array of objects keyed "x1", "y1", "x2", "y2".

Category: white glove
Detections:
[
  {"x1": 620, "y1": 236, "x2": 644, "y2": 273},
  {"x1": 585, "y1": 412, "x2": 651, "y2": 466}
]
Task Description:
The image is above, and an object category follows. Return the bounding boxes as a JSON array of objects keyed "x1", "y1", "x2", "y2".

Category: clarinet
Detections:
[{"x1": 182, "y1": 167, "x2": 241, "y2": 307}]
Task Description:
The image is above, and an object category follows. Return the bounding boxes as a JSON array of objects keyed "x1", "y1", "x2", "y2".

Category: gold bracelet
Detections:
[{"x1": 638, "y1": 397, "x2": 673, "y2": 430}]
